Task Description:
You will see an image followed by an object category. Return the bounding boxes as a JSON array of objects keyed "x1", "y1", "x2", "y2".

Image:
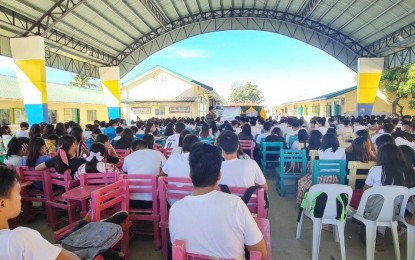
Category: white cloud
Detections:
[{"x1": 161, "y1": 47, "x2": 210, "y2": 59}]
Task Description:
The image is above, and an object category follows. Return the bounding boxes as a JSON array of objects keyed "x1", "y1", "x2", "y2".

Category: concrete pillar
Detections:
[
  {"x1": 356, "y1": 57, "x2": 384, "y2": 116},
  {"x1": 99, "y1": 66, "x2": 121, "y2": 120},
  {"x1": 10, "y1": 36, "x2": 48, "y2": 124}
]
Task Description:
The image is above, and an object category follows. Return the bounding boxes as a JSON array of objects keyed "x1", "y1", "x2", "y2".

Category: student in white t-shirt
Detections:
[
  {"x1": 15, "y1": 122, "x2": 30, "y2": 138},
  {"x1": 316, "y1": 118, "x2": 327, "y2": 136},
  {"x1": 162, "y1": 134, "x2": 200, "y2": 177},
  {"x1": 353, "y1": 119, "x2": 366, "y2": 133},
  {"x1": 123, "y1": 134, "x2": 166, "y2": 208},
  {"x1": 169, "y1": 143, "x2": 267, "y2": 259},
  {"x1": 217, "y1": 130, "x2": 267, "y2": 190},
  {"x1": 164, "y1": 122, "x2": 186, "y2": 149},
  {"x1": 336, "y1": 119, "x2": 353, "y2": 136},
  {"x1": 0, "y1": 166, "x2": 79, "y2": 260},
  {"x1": 255, "y1": 122, "x2": 271, "y2": 145}
]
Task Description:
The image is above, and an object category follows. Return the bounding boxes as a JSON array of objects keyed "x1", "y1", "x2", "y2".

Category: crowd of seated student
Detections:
[{"x1": 3, "y1": 113, "x2": 415, "y2": 257}]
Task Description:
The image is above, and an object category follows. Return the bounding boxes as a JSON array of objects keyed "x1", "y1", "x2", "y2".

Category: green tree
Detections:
[
  {"x1": 229, "y1": 82, "x2": 264, "y2": 104},
  {"x1": 70, "y1": 74, "x2": 97, "y2": 89},
  {"x1": 381, "y1": 63, "x2": 415, "y2": 116}
]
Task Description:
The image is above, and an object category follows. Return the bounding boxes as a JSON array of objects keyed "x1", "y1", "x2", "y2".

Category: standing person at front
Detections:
[
  {"x1": 169, "y1": 143, "x2": 267, "y2": 259},
  {"x1": 205, "y1": 106, "x2": 217, "y2": 127}
]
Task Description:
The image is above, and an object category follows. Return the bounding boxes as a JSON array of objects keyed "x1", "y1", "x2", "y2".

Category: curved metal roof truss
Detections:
[{"x1": 0, "y1": 0, "x2": 414, "y2": 78}]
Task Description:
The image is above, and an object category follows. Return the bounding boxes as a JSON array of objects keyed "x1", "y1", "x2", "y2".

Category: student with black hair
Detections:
[
  {"x1": 42, "y1": 124, "x2": 55, "y2": 139},
  {"x1": 22, "y1": 137, "x2": 50, "y2": 189},
  {"x1": 0, "y1": 166, "x2": 80, "y2": 259},
  {"x1": 123, "y1": 136, "x2": 166, "y2": 208},
  {"x1": 255, "y1": 122, "x2": 271, "y2": 145},
  {"x1": 238, "y1": 123, "x2": 254, "y2": 141},
  {"x1": 74, "y1": 143, "x2": 120, "y2": 180},
  {"x1": 123, "y1": 134, "x2": 166, "y2": 175},
  {"x1": 297, "y1": 133, "x2": 346, "y2": 204},
  {"x1": 217, "y1": 130, "x2": 267, "y2": 190},
  {"x1": 113, "y1": 128, "x2": 134, "y2": 150},
  {"x1": 292, "y1": 129, "x2": 308, "y2": 150},
  {"x1": 162, "y1": 134, "x2": 200, "y2": 178},
  {"x1": 112, "y1": 126, "x2": 124, "y2": 144},
  {"x1": 172, "y1": 130, "x2": 191, "y2": 154},
  {"x1": 36, "y1": 136, "x2": 85, "y2": 178},
  {"x1": 94, "y1": 134, "x2": 119, "y2": 165},
  {"x1": 336, "y1": 119, "x2": 353, "y2": 136},
  {"x1": 103, "y1": 120, "x2": 117, "y2": 139},
  {"x1": 15, "y1": 122, "x2": 29, "y2": 138},
  {"x1": 29, "y1": 124, "x2": 41, "y2": 140},
  {"x1": 3, "y1": 137, "x2": 29, "y2": 168},
  {"x1": 70, "y1": 126, "x2": 89, "y2": 158},
  {"x1": 164, "y1": 122, "x2": 186, "y2": 149},
  {"x1": 0, "y1": 126, "x2": 13, "y2": 151},
  {"x1": 163, "y1": 123, "x2": 174, "y2": 137},
  {"x1": 199, "y1": 123, "x2": 213, "y2": 140},
  {"x1": 169, "y1": 143, "x2": 267, "y2": 259},
  {"x1": 392, "y1": 128, "x2": 415, "y2": 148}
]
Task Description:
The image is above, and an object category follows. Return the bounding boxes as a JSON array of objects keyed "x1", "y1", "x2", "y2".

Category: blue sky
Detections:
[{"x1": 0, "y1": 30, "x2": 356, "y2": 106}]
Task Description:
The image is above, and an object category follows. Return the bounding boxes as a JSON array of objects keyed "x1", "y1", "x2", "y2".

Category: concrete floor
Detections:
[{"x1": 26, "y1": 168, "x2": 407, "y2": 260}]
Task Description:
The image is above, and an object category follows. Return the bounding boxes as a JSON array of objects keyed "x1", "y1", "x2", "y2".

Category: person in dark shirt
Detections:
[
  {"x1": 114, "y1": 128, "x2": 134, "y2": 150},
  {"x1": 264, "y1": 127, "x2": 286, "y2": 161},
  {"x1": 35, "y1": 136, "x2": 85, "y2": 178}
]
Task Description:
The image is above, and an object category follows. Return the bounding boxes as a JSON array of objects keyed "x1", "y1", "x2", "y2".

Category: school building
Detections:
[
  {"x1": 277, "y1": 86, "x2": 415, "y2": 118},
  {"x1": 120, "y1": 66, "x2": 226, "y2": 120},
  {"x1": 0, "y1": 74, "x2": 108, "y2": 126}
]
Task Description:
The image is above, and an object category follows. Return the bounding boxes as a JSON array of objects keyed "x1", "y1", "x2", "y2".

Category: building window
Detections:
[
  {"x1": 153, "y1": 75, "x2": 158, "y2": 82},
  {"x1": 13, "y1": 108, "x2": 27, "y2": 124},
  {"x1": 87, "y1": 110, "x2": 97, "y2": 122},
  {"x1": 48, "y1": 110, "x2": 58, "y2": 124},
  {"x1": 0, "y1": 109, "x2": 10, "y2": 125},
  {"x1": 161, "y1": 74, "x2": 167, "y2": 82},
  {"x1": 64, "y1": 108, "x2": 80, "y2": 123}
]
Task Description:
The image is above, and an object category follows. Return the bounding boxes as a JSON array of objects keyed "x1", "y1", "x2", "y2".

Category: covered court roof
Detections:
[{"x1": 1, "y1": 0, "x2": 414, "y2": 78}]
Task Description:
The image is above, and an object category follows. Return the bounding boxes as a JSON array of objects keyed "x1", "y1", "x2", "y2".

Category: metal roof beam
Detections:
[
  {"x1": 299, "y1": 0, "x2": 322, "y2": 23},
  {"x1": 117, "y1": 8, "x2": 374, "y2": 66},
  {"x1": 139, "y1": 0, "x2": 169, "y2": 30},
  {"x1": 366, "y1": 22, "x2": 415, "y2": 55},
  {"x1": 0, "y1": 5, "x2": 119, "y2": 66},
  {"x1": 21, "y1": 0, "x2": 87, "y2": 37}
]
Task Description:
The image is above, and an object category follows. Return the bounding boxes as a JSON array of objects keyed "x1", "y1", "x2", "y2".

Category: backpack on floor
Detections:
[{"x1": 60, "y1": 222, "x2": 122, "y2": 260}]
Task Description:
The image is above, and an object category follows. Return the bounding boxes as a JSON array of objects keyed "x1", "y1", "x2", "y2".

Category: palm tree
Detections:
[{"x1": 70, "y1": 74, "x2": 97, "y2": 89}]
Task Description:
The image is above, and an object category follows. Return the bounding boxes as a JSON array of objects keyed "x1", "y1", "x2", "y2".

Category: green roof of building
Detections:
[
  {"x1": 122, "y1": 65, "x2": 214, "y2": 91},
  {"x1": 0, "y1": 75, "x2": 106, "y2": 105},
  {"x1": 282, "y1": 86, "x2": 357, "y2": 105}
]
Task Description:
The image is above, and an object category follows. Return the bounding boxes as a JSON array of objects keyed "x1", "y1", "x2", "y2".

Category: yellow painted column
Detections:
[
  {"x1": 356, "y1": 57, "x2": 384, "y2": 116},
  {"x1": 99, "y1": 67, "x2": 121, "y2": 120},
  {"x1": 10, "y1": 36, "x2": 48, "y2": 124}
]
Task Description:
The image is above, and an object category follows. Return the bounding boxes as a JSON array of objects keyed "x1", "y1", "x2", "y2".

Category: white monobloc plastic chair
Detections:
[
  {"x1": 399, "y1": 187, "x2": 415, "y2": 260},
  {"x1": 353, "y1": 186, "x2": 408, "y2": 260},
  {"x1": 296, "y1": 184, "x2": 353, "y2": 260}
]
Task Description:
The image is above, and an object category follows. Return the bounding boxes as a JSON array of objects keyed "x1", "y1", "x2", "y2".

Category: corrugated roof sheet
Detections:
[
  {"x1": 282, "y1": 86, "x2": 357, "y2": 105},
  {"x1": 0, "y1": 75, "x2": 105, "y2": 104},
  {"x1": 121, "y1": 97, "x2": 197, "y2": 103}
]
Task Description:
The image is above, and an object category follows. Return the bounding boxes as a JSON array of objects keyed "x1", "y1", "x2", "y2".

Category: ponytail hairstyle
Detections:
[
  {"x1": 26, "y1": 137, "x2": 46, "y2": 167},
  {"x1": 377, "y1": 143, "x2": 407, "y2": 186},
  {"x1": 55, "y1": 136, "x2": 76, "y2": 173},
  {"x1": 297, "y1": 129, "x2": 308, "y2": 149},
  {"x1": 84, "y1": 142, "x2": 107, "y2": 173}
]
